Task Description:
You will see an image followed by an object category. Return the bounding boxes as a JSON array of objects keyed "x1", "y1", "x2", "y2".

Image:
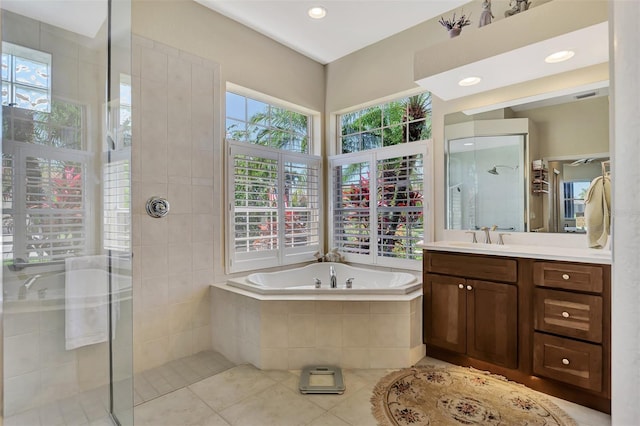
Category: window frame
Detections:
[
  {"x1": 226, "y1": 141, "x2": 322, "y2": 273},
  {"x1": 2, "y1": 138, "x2": 94, "y2": 264},
  {"x1": 2, "y1": 42, "x2": 52, "y2": 112},
  {"x1": 329, "y1": 141, "x2": 429, "y2": 271},
  {"x1": 224, "y1": 85, "x2": 322, "y2": 273}
]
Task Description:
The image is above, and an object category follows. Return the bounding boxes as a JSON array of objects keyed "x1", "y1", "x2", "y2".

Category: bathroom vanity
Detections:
[{"x1": 421, "y1": 242, "x2": 611, "y2": 413}]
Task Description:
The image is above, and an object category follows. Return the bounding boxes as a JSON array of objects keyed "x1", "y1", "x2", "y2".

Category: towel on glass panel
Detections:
[{"x1": 65, "y1": 255, "x2": 118, "y2": 350}]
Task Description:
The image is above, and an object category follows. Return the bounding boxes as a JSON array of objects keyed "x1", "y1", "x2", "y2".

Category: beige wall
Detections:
[
  {"x1": 131, "y1": 0, "x2": 326, "y2": 371},
  {"x1": 513, "y1": 96, "x2": 609, "y2": 159},
  {"x1": 132, "y1": 0, "x2": 324, "y2": 111}
]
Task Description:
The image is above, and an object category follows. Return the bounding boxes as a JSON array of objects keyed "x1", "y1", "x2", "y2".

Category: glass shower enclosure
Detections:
[{"x1": 1, "y1": 0, "x2": 132, "y2": 424}]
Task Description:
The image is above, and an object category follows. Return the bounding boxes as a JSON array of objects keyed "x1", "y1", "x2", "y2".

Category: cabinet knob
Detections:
[
  {"x1": 562, "y1": 358, "x2": 570, "y2": 365},
  {"x1": 466, "y1": 285, "x2": 473, "y2": 291},
  {"x1": 561, "y1": 311, "x2": 570, "y2": 318},
  {"x1": 458, "y1": 284, "x2": 464, "y2": 289},
  {"x1": 562, "y1": 274, "x2": 570, "y2": 280}
]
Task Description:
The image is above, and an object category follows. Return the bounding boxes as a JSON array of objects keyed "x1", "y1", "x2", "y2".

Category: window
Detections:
[
  {"x1": 339, "y1": 93, "x2": 431, "y2": 153},
  {"x1": 331, "y1": 93, "x2": 430, "y2": 268},
  {"x1": 226, "y1": 90, "x2": 320, "y2": 272},
  {"x1": 2, "y1": 42, "x2": 52, "y2": 112},
  {"x1": 103, "y1": 78, "x2": 132, "y2": 252},
  {"x1": 2, "y1": 104, "x2": 89, "y2": 264},
  {"x1": 2, "y1": 43, "x2": 89, "y2": 265},
  {"x1": 562, "y1": 181, "x2": 589, "y2": 232}
]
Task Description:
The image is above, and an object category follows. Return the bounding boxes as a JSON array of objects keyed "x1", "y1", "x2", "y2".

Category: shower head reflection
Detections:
[{"x1": 487, "y1": 165, "x2": 517, "y2": 175}]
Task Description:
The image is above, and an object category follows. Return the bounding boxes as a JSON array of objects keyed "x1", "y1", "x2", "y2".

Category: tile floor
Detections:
[
  {"x1": 134, "y1": 356, "x2": 612, "y2": 426},
  {"x1": 1, "y1": 351, "x2": 234, "y2": 426},
  {"x1": 134, "y1": 350, "x2": 235, "y2": 405},
  {"x1": 0, "y1": 351, "x2": 611, "y2": 426}
]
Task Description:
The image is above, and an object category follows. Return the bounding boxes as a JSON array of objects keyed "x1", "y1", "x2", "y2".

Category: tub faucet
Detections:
[
  {"x1": 19, "y1": 274, "x2": 42, "y2": 299},
  {"x1": 330, "y1": 265, "x2": 337, "y2": 288}
]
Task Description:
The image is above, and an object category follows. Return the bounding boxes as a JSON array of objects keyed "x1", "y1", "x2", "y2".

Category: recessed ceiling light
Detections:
[
  {"x1": 545, "y1": 50, "x2": 575, "y2": 63},
  {"x1": 458, "y1": 77, "x2": 482, "y2": 87},
  {"x1": 308, "y1": 6, "x2": 327, "y2": 19}
]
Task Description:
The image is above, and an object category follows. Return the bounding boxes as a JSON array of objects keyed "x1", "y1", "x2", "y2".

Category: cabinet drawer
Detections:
[
  {"x1": 425, "y1": 252, "x2": 517, "y2": 283},
  {"x1": 533, "y1": 333, "x2": 602, "y2": 392},
  {"x1": 533, "y1": 262, "x2": 603, "y2": 293},
  {"x1": 534, "y1": 288, "x2": 603, "y2": 343}
]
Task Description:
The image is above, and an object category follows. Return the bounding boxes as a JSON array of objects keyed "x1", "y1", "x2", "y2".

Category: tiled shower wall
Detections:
[{"x1": 131, "y1": 35, "x2": 220, "y2": 372}]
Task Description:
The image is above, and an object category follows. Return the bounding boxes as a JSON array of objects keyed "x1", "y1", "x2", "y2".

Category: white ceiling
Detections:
[
  {"x1": 194, "y1": 0, "x2": 469, "y2": 64},
  {"x1": 2, "y1": 1, "x2": 107, "y2": 39}
]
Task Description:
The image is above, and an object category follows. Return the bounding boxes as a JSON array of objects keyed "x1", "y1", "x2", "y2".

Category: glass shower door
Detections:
[{"x1": 1, "y1": 0, "x2": 132, "y2": 424}]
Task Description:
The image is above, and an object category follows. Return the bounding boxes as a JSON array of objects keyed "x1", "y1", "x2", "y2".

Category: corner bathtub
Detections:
[
  {"x1": 227, "y1": 262, "x2": 421, "y2": 295},
  {"x1": 212, "y1": 263, "x2": 425, "y2": 370}
]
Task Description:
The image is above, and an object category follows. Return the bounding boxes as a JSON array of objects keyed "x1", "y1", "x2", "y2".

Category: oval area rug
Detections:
[{"x1": 371, "y1": 365, "x2": 577, "y2": 425}]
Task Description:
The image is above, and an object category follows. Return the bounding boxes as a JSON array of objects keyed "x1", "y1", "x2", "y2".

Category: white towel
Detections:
[
  {"x1": 584, "y1": 175, "x2": 611, "y2": 249},
  {"x1": 65, "y1": 255, "x2": 113, "y2": 350}
]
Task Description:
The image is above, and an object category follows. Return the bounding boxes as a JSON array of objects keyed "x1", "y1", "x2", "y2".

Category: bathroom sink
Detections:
[{"x1": 436, "y1": 241, "x2": 511, "y2": 250}]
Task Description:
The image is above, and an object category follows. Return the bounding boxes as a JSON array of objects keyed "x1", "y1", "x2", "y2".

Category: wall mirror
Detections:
[{"x1": 445, "y1": 86, "x2": 610, "y2": 233}]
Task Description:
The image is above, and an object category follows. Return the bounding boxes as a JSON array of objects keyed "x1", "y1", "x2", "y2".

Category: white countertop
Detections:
[{"x1": 419, "y1": 241, "x2": 612, "y2": 264}]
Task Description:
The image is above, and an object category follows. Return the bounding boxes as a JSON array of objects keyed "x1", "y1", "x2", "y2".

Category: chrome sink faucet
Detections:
[
  {"x1": 480, "y1": 227, "x2": 491, "y2": 244},
  {"x1": 330, "y1": 265, "x2": 337, "y2": 288}
]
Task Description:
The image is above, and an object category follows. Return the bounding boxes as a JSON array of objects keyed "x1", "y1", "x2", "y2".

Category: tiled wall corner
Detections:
[{"x1": 133, "y1": 35, "x2": 219, "y2": 372}]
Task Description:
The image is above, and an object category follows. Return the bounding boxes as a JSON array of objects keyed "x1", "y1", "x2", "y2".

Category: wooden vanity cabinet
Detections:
[
  {"x1": 424, "y1": 252, "x2": 518, "y2": 368},
  {"x1": 423, "y1": 251, "x2": 611, "y2": 413},
  {"x1": 532, "y1": 261, "x2": 609, "y2": 394}
]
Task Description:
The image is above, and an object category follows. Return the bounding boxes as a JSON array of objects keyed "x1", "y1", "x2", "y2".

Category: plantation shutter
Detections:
[
  {"x1": 2, "y1": 153, "x2": 15, "y2": 262},
  {"x1": 23, "y1": 155, "x2": 86, "y2": 262},
  {"x1": 103, "y1": 154, "x2": 131, "y2": 252},
  {"x1": 376, "y1": 152, "x2": 424, "y2": 261},
  {"x1": 330, "y1": 141, "x2": 427, "y2": 268},
  {"x1": 228, "y1": 142, "x2": 321, "y2": 272},
  {"x1": 332, "y1": 159, "x2": 372, "y2": 257}
]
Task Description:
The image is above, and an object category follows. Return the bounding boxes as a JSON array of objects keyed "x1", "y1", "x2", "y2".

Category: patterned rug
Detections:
[{"x1": 371, "y1": 365, "x2": 577, "y2": 425}]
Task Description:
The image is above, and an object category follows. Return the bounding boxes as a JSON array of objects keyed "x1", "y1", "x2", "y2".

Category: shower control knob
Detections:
[{"x1": 146, "y1": 196, "x2": 170, "y2": 218}]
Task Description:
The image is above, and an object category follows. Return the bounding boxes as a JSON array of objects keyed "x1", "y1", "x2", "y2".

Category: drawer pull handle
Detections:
[
  {"x1": 561, "y1": 311, "x2": 570, "y2": 318},
  {"x1": 562, "y1": 358, "x2": 570, "y2": 365},
  {"x1": 466, "y1": 285, "x2": 473, "y2": 291},
  {"x1": 562, "y1": 274, "x2": 570, "y2": 280},
  {"x1": 458, "y1": 284, "x2": 464, "y2": 289}
]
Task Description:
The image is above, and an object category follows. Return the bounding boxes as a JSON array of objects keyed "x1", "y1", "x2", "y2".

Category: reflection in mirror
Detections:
[
  {"x1": 445, "y1": 88, "x2": 610, "y2": 233},
  {"x1": 544, "y1": 154, "x2": 609, "y2": 233},
  {"x1": 447, "y1": 134, "x2": 526, "y2": 232}
]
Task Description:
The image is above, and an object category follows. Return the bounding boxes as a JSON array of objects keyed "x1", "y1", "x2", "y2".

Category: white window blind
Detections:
[
  {"x1": 376, "y1": 153, "x2": 424, "y2": 261},
  {"x1": 103, "y1": 156, "x2": 131, "y2": 252},
  {"x1": 23, "y1": 156, "x2": 86, "y2": 262},
  {"x1": 228, "y1": 142, "x2": 321, "y2": 272},
  {"x1": 2, "y1": 95, "x2": 88, "y2": 265},
  {"x1": 330, "y1": 142, "x2": 426, "y2": 269}
]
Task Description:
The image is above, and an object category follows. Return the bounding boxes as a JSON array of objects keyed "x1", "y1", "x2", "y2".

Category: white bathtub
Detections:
[{"x1": 227, "y1": 262, "x2": 421, "y2": 295}]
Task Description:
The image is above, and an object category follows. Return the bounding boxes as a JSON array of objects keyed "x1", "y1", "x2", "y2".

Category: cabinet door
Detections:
[
  {"x1": 424, "y1": 274, "x2": 466, "y2": 354},
  {"x1": 466, "y1": 280, "x2": 518, "y2": 368}
]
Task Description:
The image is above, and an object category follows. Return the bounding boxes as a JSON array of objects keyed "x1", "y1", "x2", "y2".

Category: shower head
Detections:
[{"x1": 487, "y1": 165, "x2": 517, "y2": 175}]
